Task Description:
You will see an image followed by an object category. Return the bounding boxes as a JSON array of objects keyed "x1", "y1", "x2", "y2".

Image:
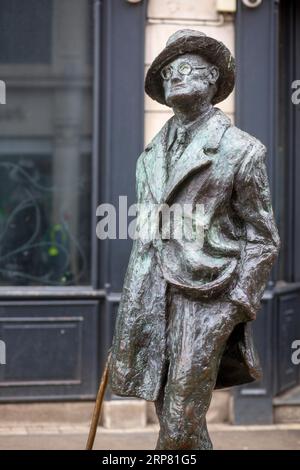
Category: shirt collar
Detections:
[{"x1": 167, "y1": 107, "x2": 216, "y2": 151}]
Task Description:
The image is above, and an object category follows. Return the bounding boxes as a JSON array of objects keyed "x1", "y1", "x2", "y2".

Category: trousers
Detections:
[{"x1": 155, "y1": 285, "x2": 246, "y2": 450}]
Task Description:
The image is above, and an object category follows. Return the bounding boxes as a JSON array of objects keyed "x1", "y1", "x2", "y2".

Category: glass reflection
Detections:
[{"x1": 0, "y1": 0, "x2": 93, "y2": 285}]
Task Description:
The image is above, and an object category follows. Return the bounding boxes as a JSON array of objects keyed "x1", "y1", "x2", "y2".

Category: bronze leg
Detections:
[{"x1": 155, "y1": 291, "x2": 241, "y2": 450}]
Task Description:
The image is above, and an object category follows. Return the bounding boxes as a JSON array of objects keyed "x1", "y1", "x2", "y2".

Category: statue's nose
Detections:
[{"x1": 170, "y1": 71, "x2": 182, "y2": 84}]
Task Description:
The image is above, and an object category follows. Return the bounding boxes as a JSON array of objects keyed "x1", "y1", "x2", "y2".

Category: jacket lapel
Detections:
[
  {"x1": 143, "y1": 109, "x2": 231, "y2": 204},
  {"x1": 143, "y1": 117, "x2": 172, "y2": 203}
]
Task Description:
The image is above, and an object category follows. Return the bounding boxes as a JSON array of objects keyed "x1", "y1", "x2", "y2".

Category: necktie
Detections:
[{"x1": 168, "y1": 127, "x2": 188, "y2": 175}]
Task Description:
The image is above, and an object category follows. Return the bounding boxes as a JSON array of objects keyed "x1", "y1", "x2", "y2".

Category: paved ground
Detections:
[{"x1": 0, "y1": 424, "x2": 300, "y2": 450}]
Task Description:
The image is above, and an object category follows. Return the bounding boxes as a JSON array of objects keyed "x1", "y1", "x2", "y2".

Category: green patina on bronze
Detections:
[{"x1": 109, "y1": 30, "x2": 280, "y2": 450}]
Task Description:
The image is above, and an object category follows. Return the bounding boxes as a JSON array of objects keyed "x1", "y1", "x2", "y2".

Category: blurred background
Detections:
[{"x1": 0, "y1": 0, "x2": 299, "y2": 449}]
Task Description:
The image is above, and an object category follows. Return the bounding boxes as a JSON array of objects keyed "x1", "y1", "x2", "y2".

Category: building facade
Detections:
[{"x1": 0, "y1": 0, "x2": 299, "y2": 425}]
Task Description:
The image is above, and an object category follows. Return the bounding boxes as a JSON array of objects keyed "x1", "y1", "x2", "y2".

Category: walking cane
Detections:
[{"x1": 86, "y1": 351, "x2": 111, "y2": 450}]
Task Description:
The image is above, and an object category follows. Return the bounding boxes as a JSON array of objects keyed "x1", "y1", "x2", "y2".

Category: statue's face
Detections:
[{"x1": 161, "y1": 53, "x2": 219, "y2": 108}]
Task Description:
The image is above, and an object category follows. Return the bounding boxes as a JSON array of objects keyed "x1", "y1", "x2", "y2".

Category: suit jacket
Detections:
[{"x1": 109, "y1": 108, "x2": 280, "y2": 401}]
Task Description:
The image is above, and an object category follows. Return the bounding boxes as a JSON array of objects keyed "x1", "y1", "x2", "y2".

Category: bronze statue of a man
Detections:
[{"x1": 109, "y1": 30, "x2": 280, "y2": 450}]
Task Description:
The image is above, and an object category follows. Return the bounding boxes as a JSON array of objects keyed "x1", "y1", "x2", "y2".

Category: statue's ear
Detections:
[{"x1": 208, "y1": 66, "x2": 219, "y2": 85}]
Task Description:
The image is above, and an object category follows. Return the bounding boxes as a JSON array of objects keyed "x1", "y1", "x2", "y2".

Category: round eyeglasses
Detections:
[{"x1": 160, "y1": 62, "x2": 208, "y2": 80}]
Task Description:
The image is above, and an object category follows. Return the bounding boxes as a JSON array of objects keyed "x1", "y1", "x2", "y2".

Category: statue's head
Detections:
[{"x1": 145, "y1": 29, "x2": 235, "y2": 108}]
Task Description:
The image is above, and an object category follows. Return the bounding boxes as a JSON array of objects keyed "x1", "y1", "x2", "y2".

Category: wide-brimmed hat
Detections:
[{"x1": 145, "y1": 29, "x2": 235, "y2": 106}]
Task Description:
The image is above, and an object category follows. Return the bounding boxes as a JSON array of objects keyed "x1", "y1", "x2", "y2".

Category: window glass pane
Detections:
[
  {"x1": 0, "y1": 0, "x2": 93, "y2": 286},
  {"x1": 0, "y1": 0, "x2": 53, "y2": 64}
]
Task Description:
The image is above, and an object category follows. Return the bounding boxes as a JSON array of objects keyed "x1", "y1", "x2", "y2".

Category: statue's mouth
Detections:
[{"x1": 171, "y1": 83, "x2": 185, "y2": 90}]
